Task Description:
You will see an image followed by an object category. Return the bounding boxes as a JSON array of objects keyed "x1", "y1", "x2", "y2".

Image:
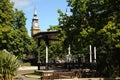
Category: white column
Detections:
[
  {"x1": 68, "y1": 44, "x2": 71, "y2": 62},
  {"x1": 94, "y1": 46, "x2": 96, "y2": 63},
  {"x1": 68, "y1": 44, "x2": 71, "y2": 55},
  {"x1": 46, "y1": 45, "x2": 48, "y2": 63},
  {"x1": 89, "y1": 45, "x2": 92, "y2": 63}
]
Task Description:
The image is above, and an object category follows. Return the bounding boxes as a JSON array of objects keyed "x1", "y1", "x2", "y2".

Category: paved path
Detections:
[
  {"x1": 15, "y1": 66, "x2": 40, "y2": 80},
  {"x1": 15, "y1": 66, "x2": 76, "y2": 80},
  {"x1": 15, "y1": 66, "x2": 120, "y2": 80}
]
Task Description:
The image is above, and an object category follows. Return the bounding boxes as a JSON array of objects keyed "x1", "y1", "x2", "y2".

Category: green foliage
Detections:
[
  {"x1": 0, "y1": 0, "x2": 14, "y2": 27},
  {"x1": 47, "y1": 25, "x2": 60, "y2": 31},
  {"x1": 0, "y1": 0, "x2": 14, "y2": 49},
  {"x1": 38, "y1": 25, "x2": 64, "y2": 62},
  {"x1": 0, "y1": 0, "x2": 37, "y2": 60},
  {"x1": 5, "y1": 9, "x2": 37, "y2": 59},
  {"x1": 58, "y1": 0, "x2": 94, "y2": 55},
  {"x1": 13, "y1": 9, "x2": 26, "y2": 29},
  {"x1": 58, "y1": 0, "x2": 120, "y2": 77},
  {"x1": 49, "y1": 41, "x2": 63, "y2": 60},
  {"x1": 38, "y1": 37, "x2": 63, "y2": 62},
  {"x1": 39, "y1": 40, "x2": 46, "y2": 61},
  {"x1": 0, "y1": 50, "x2": 20, "y2": 80}
]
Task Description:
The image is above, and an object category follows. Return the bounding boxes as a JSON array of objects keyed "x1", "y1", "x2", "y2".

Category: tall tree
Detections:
[
  {"x1": 58, "y1": 0, "x2": 94, "y2": 56},
  {"x1": 0, "y1": 0, "x2": 14, "y2": 49},
  {"x1": 7, "y1": 9, "x2": 37, "y2": 58},
  {"x1": 0, "y1": 0, "x2": 37, "y2": 59},
  {"x1": 48, "y1": 25, "x2": 64, "y2": 61},
  {"x1": 84, "y1": 0, "x2": 120, "y2": 77},
  {"x1": 58, "y1": 0, "x2": 120, "y2": 77}
]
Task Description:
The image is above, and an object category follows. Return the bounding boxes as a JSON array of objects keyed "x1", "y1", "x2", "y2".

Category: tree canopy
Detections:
[
  {"x1": 58, "y1": 0, "x2": 120, "y2": 77},
  {"x1": 0, "y1": 0, "x2": 14, "y2": 49},
  {"x1": 0, "y1": 0, "x2": 37, "y2": 59}
]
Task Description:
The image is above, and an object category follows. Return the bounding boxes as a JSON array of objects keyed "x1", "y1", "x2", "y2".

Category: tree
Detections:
[
  {"x1": 0, "y1": 0, "x2": 14, "y2": 49},
  {"x1": 0, "y1": 0, "x2": 37, "y2": 60},
  {"x1": 86, "y1": 0, "x2": 120, "y2": 77},
  {"x1": 7, "y1": 9, "x2": 37, "y2": 59},
  {"x1": 48, "y1": 39, "x2": 63, "y2": 61},
  {"x1": 0, "y1": 50, "x2": 20, "y2": 80},
  {"x1": 47, "y1": 25, "x2": 60, "y2": 31},
  {"x1": 58, "y1": 0, "x2": 94, "y2": 56},
  {"x1": 58, "y1": 0, "x2": 120, "y2": 77}
]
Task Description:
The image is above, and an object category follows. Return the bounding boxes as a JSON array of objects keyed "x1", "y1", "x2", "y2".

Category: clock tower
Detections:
[{"x1": 31, "y1": 8, "x2": 40, "y2": 36}]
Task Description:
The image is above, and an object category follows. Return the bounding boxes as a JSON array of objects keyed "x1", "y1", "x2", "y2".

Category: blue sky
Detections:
[{"x1": 10, "y1": 0, "x2": 70, "y2": 36}]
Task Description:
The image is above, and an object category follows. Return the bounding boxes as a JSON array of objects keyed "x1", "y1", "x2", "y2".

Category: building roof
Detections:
[{"x1": 32, "y1": 30, "x2": 59, "y2": 40}]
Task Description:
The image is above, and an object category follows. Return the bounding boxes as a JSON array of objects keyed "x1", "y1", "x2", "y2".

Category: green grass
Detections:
[
  {"x1": 21, "y1": 62, "x2": 31, "y2": 66},
  {"x1": 25, "y1": 72, "x2": 41, "y2": 78}
]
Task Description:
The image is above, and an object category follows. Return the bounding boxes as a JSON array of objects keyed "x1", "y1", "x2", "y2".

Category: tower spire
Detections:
[
  {"x1": 65, "y1": 8, "x2": 68, "y2": 16},
  {"x1": 31, "y1": 7, "x2": 40, "y2": 36},
  {"x1": 34, "y1": 7, "x2": 37, "y2": 16},
  {"x1": 33, "y1": 7, "x2": 38, "y2": 19}
]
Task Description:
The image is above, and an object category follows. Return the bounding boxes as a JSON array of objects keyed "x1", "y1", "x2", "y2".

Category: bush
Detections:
[{"x1": 0, "y1": 50, "x2": 20, "y2": 80}]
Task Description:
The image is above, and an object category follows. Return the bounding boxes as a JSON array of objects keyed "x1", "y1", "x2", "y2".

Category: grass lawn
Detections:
[{"x1": 25, "y1": 72, "x2": 41, "y2": 78}]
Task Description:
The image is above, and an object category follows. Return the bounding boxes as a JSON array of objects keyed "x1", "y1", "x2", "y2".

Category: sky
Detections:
[{"x1": 10, "y1": 0, "x2": 70, "y2": 36}]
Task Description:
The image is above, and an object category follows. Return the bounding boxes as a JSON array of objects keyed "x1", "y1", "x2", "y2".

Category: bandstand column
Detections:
[
  {"x1": 89, "y1": 45, "x2": 92, "y2": 63},
  {"x1": 37, "y1": 47, "x2": 40, "y2": 70},
  {"x1": 44, "y1": 36, "x2": 49, "y2": 70},
  {"x1": 37, "y1": 38, "x2": 41, "y2": 70},
  {"x1": 94, "y1": 46, "x2": 96, "y2": 63},
  {"x1": 46, "y1": 45, "x2": 48, "y2": 63}
]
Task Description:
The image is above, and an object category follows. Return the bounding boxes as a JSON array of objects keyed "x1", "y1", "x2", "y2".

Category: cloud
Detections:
[{"x1": 11, "y1": 0, "x2": 34, "y2": 8}]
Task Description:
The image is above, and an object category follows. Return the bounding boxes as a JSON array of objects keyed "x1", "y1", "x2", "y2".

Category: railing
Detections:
[
  {"x1": 38, "y1": 62, "x2": 97, "y2": 70},
  {"x1": 38, "y1": 62, "x2": 97, "y2": 78}
]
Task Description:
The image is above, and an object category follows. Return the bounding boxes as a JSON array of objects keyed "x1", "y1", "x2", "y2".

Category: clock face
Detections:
[{"x1": 34, "y1": 23, "x2": 38, "y2": 26}]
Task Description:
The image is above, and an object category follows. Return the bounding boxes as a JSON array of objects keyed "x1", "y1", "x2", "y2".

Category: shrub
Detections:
[{"x1": 0, "y1": 50, "x2": 20, "y2": 80}]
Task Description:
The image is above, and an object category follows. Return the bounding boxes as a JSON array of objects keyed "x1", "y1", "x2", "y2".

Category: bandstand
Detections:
[
  {"x1": 32, "y1": 30, "x2": 59, "y2": 70},
  {"x1": 31, "y1": 8, "x2": 97, "y2": 78}
]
